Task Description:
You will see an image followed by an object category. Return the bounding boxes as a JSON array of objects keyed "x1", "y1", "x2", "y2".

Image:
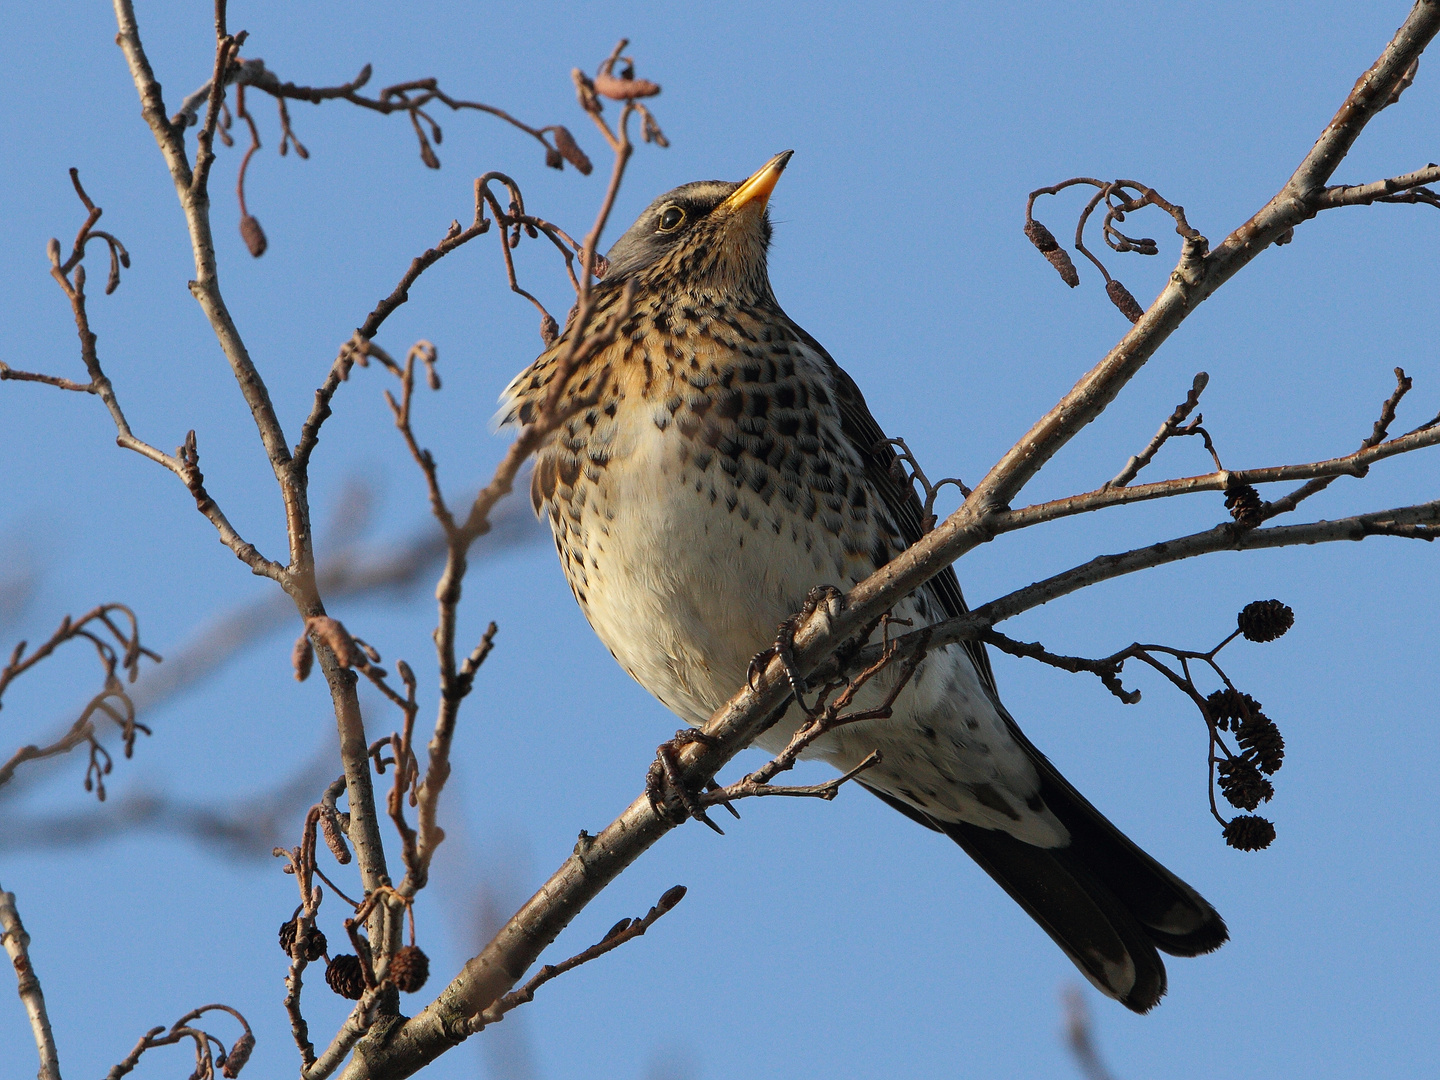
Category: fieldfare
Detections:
[{"x1": 500, "y1": 151, "x2": 1227, "y2": 1011}]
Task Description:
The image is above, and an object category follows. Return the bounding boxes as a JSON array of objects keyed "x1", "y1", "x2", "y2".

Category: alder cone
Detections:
[
  {"x1": 326, "y1": 954, "x2": 366, "y2": 999},
  {"x1": 1238, "y1": 599, "x2": 1294, "y2": 642},
  {"x1": 389, "y1": 945, "x2": 430, "y2": 993},
  {"x1": 1223, "y1": 814, "x2": 1276, "y2": 851},
  {"x1": 1225, "y1": 484, "x2": 1264, "y2": 529},
  {"x1": 1205, "y1": 688, "x2": 1262, "y2": 731},
  {"x1": 279, "y1": 918, "x2": 327, "y2": 962},
  {"x1": 1237, "y1": 714, "x2": 1286, "y2": 775},
  {"x1": 1218, "y1": 757, "x2": 1273, "y2": 811}
]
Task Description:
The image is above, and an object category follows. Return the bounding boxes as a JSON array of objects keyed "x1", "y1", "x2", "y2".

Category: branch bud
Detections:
[
  {"x1": 305, "y1": 616, "x2": 359, "y2": 669},
  {"x1": 657, "y1": 884, "x2": 687, "y2": 912},
  {"x1": 603, "y1": 918, "x2": 633, "y2": 941}
]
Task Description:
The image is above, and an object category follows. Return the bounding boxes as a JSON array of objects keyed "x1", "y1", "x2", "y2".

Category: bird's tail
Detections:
[{"x1": 864, "y1": 737, "x2": 1227, "y2": 1013}]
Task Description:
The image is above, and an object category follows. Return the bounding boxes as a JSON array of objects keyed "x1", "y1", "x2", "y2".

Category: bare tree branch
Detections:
[
  {"x1": 0, "y1": 886, "x2": 61, "y2": 1080},
  {"x1": 172, "y1": 55, "x2": 593, "y2": 178},
  {"x1": 347, "y1": 9, "x2": 1440, "y2": 1074},
  {"x1": 3, "y1": 4, "x2": 1433, "y2": 1078},
  {"x1": 475, "y1": 885, "x2": 686, "y2": 1028},
  {"x1": 1, "y1": 604, "x2": 159, "y2": 795},
  {"x1": 104, "y1": 1003, "x2": 253, "y2": 1080},
  {"x1": 1312, "y1": 162, "x2": 1440, "y2": 208}
]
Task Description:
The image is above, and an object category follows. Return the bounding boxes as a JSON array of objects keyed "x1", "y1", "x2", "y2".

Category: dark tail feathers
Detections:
[{"x1": 864, "y1": 747, "x2": 1227, "y2": 1013}]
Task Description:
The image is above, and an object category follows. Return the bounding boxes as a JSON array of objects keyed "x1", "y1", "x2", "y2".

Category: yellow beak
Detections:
[{"x1": 720, "y1": 150, "x2": 794, "y2": 213}]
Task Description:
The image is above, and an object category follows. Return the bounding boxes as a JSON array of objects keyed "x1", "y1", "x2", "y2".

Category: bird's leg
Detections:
[
  {"x1": 747, "y1": 585, "x2": 844, "y2": 716},
  {"x1": 645, "y1": 729, "x2": 725, "y2": 834}
]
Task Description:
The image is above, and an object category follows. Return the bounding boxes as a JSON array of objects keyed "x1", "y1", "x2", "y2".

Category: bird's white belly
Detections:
[
  {"x1": 570, "y1": 418, "x2": 826, "y2": 725},
  {"x1": 548, "y1": 417, "x2": 1066, "y2": 846}
]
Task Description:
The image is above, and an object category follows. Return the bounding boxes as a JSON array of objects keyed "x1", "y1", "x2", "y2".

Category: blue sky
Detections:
[{"x1": 1, "y1": 3, "x2": 1436, "y2": 1078}]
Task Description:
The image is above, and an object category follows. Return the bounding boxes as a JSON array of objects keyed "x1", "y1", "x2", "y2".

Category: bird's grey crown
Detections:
[{"x1": 601, "y1": 178, "x2": 763, "y2": 281}]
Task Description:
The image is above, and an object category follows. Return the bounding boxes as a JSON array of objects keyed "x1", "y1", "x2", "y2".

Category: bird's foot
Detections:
[
  {"x1": 645, "y1": 729, "x2": 726, "y2": 834},
  {"x1": 746, "y1": 585, "x2": 844, "y2": 714},
  {"x1": 746, "y1": 613, "x2": 807, "y2": 703}
]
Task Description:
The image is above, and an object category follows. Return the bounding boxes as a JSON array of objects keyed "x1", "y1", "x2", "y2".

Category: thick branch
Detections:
[
  {"x1": 807, "y1": 496, "x2": 1440, "y2": 699},
  {"x1": 304, "y1": 992, "x2": 382, "y2": 1080}
]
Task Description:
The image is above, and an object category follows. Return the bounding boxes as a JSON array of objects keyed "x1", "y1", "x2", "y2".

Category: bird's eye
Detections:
[{"x1": 657, "y1": 205, "x2": 685, "y2": 232}]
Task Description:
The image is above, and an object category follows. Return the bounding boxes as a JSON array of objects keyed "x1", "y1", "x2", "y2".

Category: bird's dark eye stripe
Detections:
[{"x1": 658, "y1": 205, "x2": 685, "y2": 232}]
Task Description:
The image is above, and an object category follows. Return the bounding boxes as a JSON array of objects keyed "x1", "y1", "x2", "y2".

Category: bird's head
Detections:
[{"x1": 600, "y1": 150, "x2": 793, "y2": 301}]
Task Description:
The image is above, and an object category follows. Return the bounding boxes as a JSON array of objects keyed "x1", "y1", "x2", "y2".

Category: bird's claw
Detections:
[
  {"x1": 706, "y1": 779, "x2": 742, "y2": 820},
  {"x1": 645, "y1": 729, "x2": 726, "y2": 833},
  {"x1": 746, "y1": 586, "x2": 844, "y2": 714},
  {"x1": 747, "y1": 612, "x2": 807, "y2": 700}
]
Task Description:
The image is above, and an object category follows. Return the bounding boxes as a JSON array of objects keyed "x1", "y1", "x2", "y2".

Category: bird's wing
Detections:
[{"x1": 785, "y1": 322, "x2": 1000, "y2": 699}]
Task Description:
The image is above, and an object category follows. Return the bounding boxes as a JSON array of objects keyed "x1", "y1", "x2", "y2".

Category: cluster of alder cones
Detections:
[
  {"x1": 279, "y1": 916, "x2": 429, "y2": 1000},
  {"x1": 1211, "y1": 599, "x2": 1294, "y2": 851}
]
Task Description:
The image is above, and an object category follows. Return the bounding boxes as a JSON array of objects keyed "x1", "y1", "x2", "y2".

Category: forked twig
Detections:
[{"x1": 474, "y1": 885, "x2": 687, "y2": 1029}]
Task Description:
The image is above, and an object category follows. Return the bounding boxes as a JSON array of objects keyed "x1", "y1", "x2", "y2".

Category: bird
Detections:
[{"x1": 498, "y1": 151, "x2": 1228, "y2": 1012}]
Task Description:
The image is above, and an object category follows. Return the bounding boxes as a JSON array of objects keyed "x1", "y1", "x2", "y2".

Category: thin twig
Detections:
[
  {"x1": 474, "y1": 884, "x2": 686, "y2": 1029},
  {"x1": 104, "y1": 1003, "x2": 253, "y2": 1080},
  {"x1": 1106, "y1": 372, "x2": 1210, "y2": 488},
  {"x1": 1, "y1": 604, "x2": 160, "y2": 794},
  {"x1": 1263, "y1": 366, "x2": 1415, "y2": 520},
  {"x1": 0, "y1": 886, "x2": 61, "y2": 1080}
]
